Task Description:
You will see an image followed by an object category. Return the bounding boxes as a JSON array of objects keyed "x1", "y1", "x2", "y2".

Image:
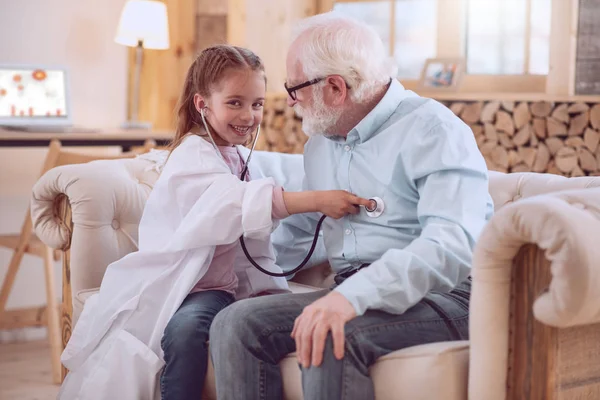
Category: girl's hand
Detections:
[{"x1": 315, "y1": 190, "x2": 373, "y2": 219}]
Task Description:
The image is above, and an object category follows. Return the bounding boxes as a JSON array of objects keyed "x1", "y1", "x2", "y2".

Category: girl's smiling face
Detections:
[{"x1": 194, "y1": 68, "x2": 266, "y2": 146}]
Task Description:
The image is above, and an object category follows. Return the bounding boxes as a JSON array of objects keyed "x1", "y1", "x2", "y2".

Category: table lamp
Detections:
[{"x1": 115, "y1": 0, "x2": 170, "y2": 130}]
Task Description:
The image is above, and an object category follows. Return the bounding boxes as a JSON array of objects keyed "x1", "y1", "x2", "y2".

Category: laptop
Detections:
[{"x1": 0, "y1": 64, "x2": 95, "y2": 132}]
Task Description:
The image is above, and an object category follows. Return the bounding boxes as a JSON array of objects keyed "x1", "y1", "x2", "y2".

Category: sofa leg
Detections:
[
  {"x1": 43, "y1": 245, "x2": 63, "y2": 384},
  {"x1": 60, "y1": 246, "x2": 72, "y2": 383},
  {"x1": 57, "y1": 194, "x2": 74, "y2": 383}
]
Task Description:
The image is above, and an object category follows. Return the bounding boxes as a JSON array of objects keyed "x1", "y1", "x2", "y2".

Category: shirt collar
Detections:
[{"x1": 349, "y1": 79, "x2": 413, "y2": 143}]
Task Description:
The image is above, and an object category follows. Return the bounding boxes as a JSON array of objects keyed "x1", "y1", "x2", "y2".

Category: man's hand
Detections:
[{"x1": 291, "y1": 291, "x2": 357, "y2": 368}]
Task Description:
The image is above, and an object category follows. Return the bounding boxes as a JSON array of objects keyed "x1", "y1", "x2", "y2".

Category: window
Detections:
[
  {"x1": 332, "y1": 0, "x2": 438, "y2": 79},
  {"x1": 331, "y1": 0, "x2": 553, "y2": 84},
  {"x1": 466, "y1": 0, "x2": 552, "y2": 75},
  {"x1": 393, "y1": 0, "x2": 438, "y2": 79}
]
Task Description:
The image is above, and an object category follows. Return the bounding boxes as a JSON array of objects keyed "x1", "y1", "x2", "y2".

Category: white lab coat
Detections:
[{"x1": 58, "y1": 134, "x2": 290, "y2": 400}]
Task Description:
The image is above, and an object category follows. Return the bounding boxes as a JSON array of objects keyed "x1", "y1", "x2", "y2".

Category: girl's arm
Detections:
[{"x1": 283, "y1": 190, "x2": 372, "y2": 219}]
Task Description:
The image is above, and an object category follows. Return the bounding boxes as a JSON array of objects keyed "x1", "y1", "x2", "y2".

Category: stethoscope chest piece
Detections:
[{"x1": 365, "y1": 197, "x2": 384, "y2": 218}]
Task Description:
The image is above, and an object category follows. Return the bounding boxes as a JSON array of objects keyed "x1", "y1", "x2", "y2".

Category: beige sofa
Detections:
[{"x1": 31, "y1": 149, "x2": 600, "y2": 400}]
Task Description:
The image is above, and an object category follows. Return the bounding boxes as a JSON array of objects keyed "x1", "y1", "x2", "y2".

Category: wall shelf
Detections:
[{"x1": 418, "y1": 92, "x2": 600, "y2": 103}]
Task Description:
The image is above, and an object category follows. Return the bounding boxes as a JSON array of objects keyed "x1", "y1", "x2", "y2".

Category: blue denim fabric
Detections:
[
  {"x1": 210, "y1": 280, "x2": 470, "y2": 400},
  {"x1": 160, "y1": 290, "x2": 234, "y2": 400}
]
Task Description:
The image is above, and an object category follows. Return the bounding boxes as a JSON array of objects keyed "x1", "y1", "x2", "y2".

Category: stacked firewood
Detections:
[
  {"x1": 258, "y1": 96, "x2": 307, "y2": 154},
  {"x1": 446, "y1": 100, "x2": 600, "y2": 177},
  {"x1": 261, "y1": 94, "x2": 600, "y2": 177}
]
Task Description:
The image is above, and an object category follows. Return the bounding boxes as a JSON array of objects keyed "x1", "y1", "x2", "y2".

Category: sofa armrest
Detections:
[
  {"x1": 31, "y1": 157, "x2": 159, "y2": 287},
  {"x1": 469, "y1": 188, "x2": 600, "y2": 400},
  {"x1": 31, "y1": 156, "x2": 161, "y2": 334}
]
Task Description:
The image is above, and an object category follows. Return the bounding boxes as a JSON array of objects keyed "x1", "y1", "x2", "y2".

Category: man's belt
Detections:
[{"x1": 333, "y1": 263, "x2": 370, "y2": 285}]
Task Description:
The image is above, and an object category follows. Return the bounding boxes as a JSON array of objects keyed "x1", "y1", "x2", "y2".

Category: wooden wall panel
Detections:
[
  {"x1": 197, "y1": 0, "x2": 228, "y2": 15},
  {"x1": 130, "y1": 0, "x2": 319, "y2": 130},
  {"x1": 575, "y1": 0, "x2": 600, "y2": 95},
  {"x1": 128, "y1": 0, "x2": 197, "y2": 131},
  {"x1": 241, "y1": 0, "x2": 317, "y2": 92},
  {"x1": 196, "y1": 0, "x2": 228, "y2": 52},
  {"x1": 195, "y1": 15, "x2": 227, "y2": 51},
  {"x1": 227, "y1": 0, "x2": 246, "y2": 47}
]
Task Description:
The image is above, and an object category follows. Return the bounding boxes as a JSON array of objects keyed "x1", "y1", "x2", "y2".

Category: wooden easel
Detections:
[{"x1": 0, "y1": 139, "x2": 156, "y2": 384}]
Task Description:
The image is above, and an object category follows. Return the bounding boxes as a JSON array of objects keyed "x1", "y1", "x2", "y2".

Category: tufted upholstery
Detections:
[
  {"x1": 31, "y1": 157, "x2": 159, "y2": 306},
  {"x1": 31, "y1": 149, "x2": 600, "y2": 399}
]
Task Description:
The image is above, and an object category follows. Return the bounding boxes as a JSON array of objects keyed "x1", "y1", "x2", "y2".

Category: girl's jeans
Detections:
[{"x1": 160, "y1": 289, "x2": 235, "y2": 400}]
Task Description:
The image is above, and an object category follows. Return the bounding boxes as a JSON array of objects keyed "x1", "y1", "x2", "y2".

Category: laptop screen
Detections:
[{"x1": 0, "y1": 66, "x2": 69, "y2": 123}]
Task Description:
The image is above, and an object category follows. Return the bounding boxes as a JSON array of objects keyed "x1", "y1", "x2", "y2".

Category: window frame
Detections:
[{"x1": 322, "y1": 0, "x2": 579, "y2": 95}]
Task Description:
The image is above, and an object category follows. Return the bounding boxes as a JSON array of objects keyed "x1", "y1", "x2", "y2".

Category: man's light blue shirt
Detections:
[{"x1": 272, "y1": 79, "x2": 494, "y2": 316}]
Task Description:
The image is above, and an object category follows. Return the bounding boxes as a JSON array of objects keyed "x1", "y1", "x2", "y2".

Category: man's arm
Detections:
[{"x1": 335, "y1": 120, "x2": 494, "y2": 315}]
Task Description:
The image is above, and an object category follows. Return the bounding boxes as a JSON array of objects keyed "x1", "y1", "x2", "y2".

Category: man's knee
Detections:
[
  {"x1": 210, "y1": 298, "x2": 264, "y2": 348},
  {"x1": 303, "y1": 334, "x2": 350, "y2": 372},
  {"x1": 318, "y1": 325, "x2": 368, "y2": 369}
]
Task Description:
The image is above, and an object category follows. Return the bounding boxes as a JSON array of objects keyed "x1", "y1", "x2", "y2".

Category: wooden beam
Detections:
[
  {"x1": 196, "y1": 0, "x2": 228, "y2": 15},
  {"x1": 546, "y1": 0, "x2": 579, "y2": 95},
  {"x1": 317, "y1": 0, "x2": 335, "y2": 13},
  {"x1": 436, "y1": 0, "x2": 467, "y2": 58},
  {"x1": 0, "y1": 305, "x2": 61, "y2": 330},
  {"x1": 523, "y1": 0, "x2": 532, "y2": 74}
]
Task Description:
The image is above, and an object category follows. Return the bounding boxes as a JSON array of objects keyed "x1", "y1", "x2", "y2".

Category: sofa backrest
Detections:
[{"x1": 31, "y1": 150, "x2": 600, "y2": 320}]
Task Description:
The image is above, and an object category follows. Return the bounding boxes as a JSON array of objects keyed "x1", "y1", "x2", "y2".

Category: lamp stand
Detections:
[{"x1": 122, "y1": 40, "x2": 152, "y2": 130}]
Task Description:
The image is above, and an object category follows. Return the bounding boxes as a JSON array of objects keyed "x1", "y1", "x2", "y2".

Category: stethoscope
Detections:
[{"x1": 199, "y1": 106, "x2": 384, "y2": 277}]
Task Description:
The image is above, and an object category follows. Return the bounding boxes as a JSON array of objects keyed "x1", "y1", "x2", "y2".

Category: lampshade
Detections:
[{"x1": 115, "y1": 0, "x2": 170, "y2": 50}]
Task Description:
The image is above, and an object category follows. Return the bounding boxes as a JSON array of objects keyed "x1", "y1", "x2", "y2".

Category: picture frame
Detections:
[{"x1": 417, "y1": 58, "x2": 465, "y2": 92}]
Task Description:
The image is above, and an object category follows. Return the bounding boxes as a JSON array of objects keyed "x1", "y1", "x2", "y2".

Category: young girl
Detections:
[
  {"x1": 57, "y1": 45, "x2": 371, "y2": 400},
  {"x1": 159, "y1": 45, "x2": 372, "y2": 399}
]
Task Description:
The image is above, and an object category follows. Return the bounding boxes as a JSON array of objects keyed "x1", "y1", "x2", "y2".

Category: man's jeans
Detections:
[
  {"x1": 210, "y1": 280, "x2": 471, "y2": 400},
  {"x1": 160, "y1": 290, "x2": 235, "y2": 400}
]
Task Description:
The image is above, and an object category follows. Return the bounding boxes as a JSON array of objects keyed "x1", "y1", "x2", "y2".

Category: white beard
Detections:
[{"x1": 294, "y1": 89, "x2": 342, "y2": 137}]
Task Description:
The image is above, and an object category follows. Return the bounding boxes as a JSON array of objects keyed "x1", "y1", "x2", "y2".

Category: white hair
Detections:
[{"x1": 290, "y1": 11, "x2": 398, "y2": 103}]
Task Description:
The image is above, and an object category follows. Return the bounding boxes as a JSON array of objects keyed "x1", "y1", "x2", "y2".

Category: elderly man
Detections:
[{"x1": 210, "y1": 12, "x2": 494, "y2": 399}]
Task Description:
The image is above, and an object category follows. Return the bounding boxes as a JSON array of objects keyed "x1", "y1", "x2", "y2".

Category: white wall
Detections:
[{"x1": 0, "y1": 0, "x2": 129, "y2": 341}]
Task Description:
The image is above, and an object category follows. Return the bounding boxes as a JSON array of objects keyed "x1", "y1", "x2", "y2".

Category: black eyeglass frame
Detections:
[{"x1": 284, "y1": 77, "x2": 324, "y2": 100}]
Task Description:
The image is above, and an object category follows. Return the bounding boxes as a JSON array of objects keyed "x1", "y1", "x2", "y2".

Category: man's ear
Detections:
[
  {"x1": 324, "y1": 75, "x2": 348, "y2": 106},
  {"x1": 193, "y1": 93, "x2": 206, "y2": 113}
]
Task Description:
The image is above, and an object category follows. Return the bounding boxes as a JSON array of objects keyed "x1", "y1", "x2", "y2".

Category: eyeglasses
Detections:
[{"x1": 284, "y1": 77, "x2": 324, "y2": 101}]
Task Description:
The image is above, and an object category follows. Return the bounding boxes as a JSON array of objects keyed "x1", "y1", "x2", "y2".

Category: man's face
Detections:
[{"x1": 285, "y1": 50, "x2": 342, "y2": 137}]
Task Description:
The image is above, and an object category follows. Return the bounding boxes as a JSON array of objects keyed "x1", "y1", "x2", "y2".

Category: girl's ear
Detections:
[{"x1": 193, "y1": 94, "x2": 206, "y2": 113}]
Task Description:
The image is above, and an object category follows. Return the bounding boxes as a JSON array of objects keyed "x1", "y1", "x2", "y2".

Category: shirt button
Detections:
[
  {"x1": 344, "y1": 145, "x2": 351, "y2": 152},
  {"x1": 345, "y1": 229, "x2": 352, "y2": 235}
]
